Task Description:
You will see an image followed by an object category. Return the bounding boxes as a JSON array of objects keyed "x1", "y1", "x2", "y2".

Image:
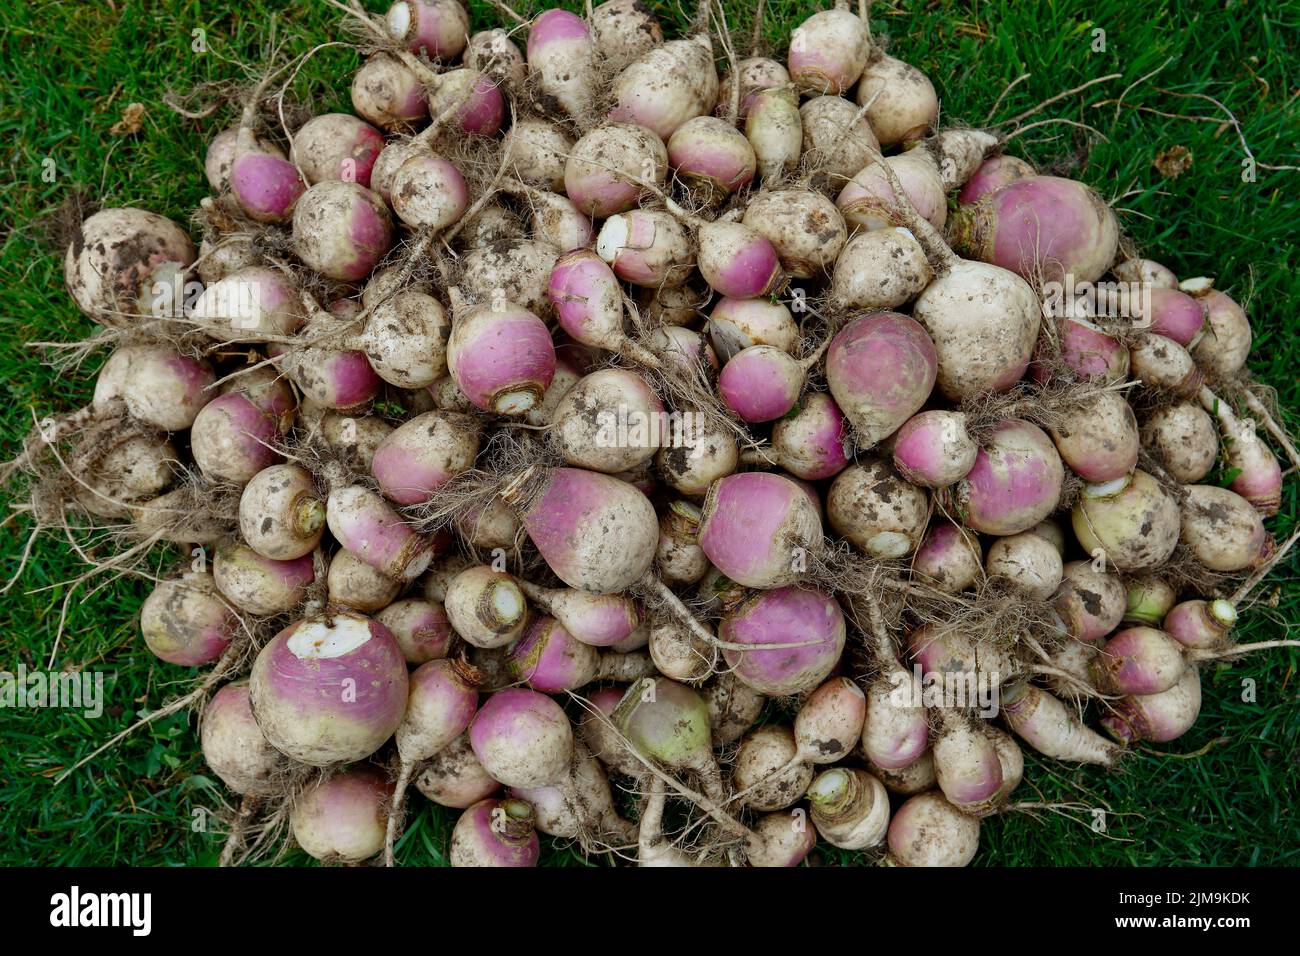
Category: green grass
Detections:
[{"x1": 1, "y1": 0, "x2": 1297, "y2": 867}]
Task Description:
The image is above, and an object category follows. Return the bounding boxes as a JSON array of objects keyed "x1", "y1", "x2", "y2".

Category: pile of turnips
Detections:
[{"x1": 14, "y1": 0, "x2": 1299, "y2": 868}]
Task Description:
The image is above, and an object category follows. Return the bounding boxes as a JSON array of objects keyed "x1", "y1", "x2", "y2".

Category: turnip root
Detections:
[
  {"x1": 732, "y1": 725, "x2": 814, "y2": 810},
  {"x1": 293, "y1": 181, "x2": 393, "y2": 281},
  {"x1": 426, "y1": 68, "x2": 505, "y2": 136},
  {"x1": 886, "y1": 791, "x2": 979, "y2": 867},
  {"x1": 527, "y1": 8, "x2": 597, "y2": 123},
  {"x1": 414, "y1": 732, "x2": 499, "y2": 808},
  {"x1": 656, "y1": 419, "x2": 739, "y2": 498},
  {"x1": 357, "y1": 288, "x2": 451, "y2": 389},
  {"x1": 703, "y1": 672, "x2": 766, "y2": 746},
  {"x1": 758, "y1": 393, "x2": 852, "y2": 481},
  {"x1": 502, "y1": 118, "x2": 573, "y2": 190},
  {"x1": 1200, "y1": 387, "x2": 1282, "y2": 515},
  {"x1": 1179, "y1": 484, "x2": 1269, "y2": 572},
  {"x1": 566, "y1": 123, "x2": 667, "y2": 218},
  {"x1": 1124, "y1": 575, "x2": 1177, "y2": 627},
  {"x1": 225, "y1": 78, "x2": 307, "y2": 223},
  {"x1": 443, "y1": 564, "x2": 528, "y2": 648},
  {"x1": 1029, "y1": 518, "x2": 1067, "y2": 554},
  {"x1": 909, "y1": 624, "x2": 1013, "y2": 694},
  {"x1": 190, "y1": 372, "x2": 295, "y2": 483},
  {"x1": 517, "y1": 580, "x2": 641, "y2": 647},
  {"x1": 855, "y1": 56, "x2": 938, "y2": 146},
  {"x1": 371, "y1": 411, "x2": 479, "y2": 505},
  {"x1": 796, "y1": 677, "x2": 867, "y2": 763},
  {"x1": 579, "y1": 684, "x2": 643, "y2": 778},
  {"x1": 201, "y1": 681, "x2": 286, "y2": 796},
  {"x1": 719, "y1": 585, "x2": 846, "y2": 695},
  {"x1": 1054, "y1": 560, "x2": 1126, "y2": 642},
  {"x1": 613, "y1": 677, "x2": 724, "y2": 799},
  {"x1": 1071, "y1": 470, "x2": 1180, "y2": 571},
  {"x1": 509, "y1": 744, "x2": 635, "y2": 848},
  {"x1": 828, "y1": 459, "x2": 929, "y2": 559},
  {"x1": 140, "y1": 571, "x2": 235, "y2": 667},
  {"x1": 466, "y1": 29, "x2": 527, "y2": 92},
  {"x1": 1131, "y1": 287, "x2": 1206, "y2": 347},
  {"x1": 548, "y1": 249, "x2": 662, "y2": 364},
  {"x1": 460, "y1": 239, "x2": 560, "y2": 321},
  {"x1": 745, "y1": 809, "x2": 818, "y2": 867},
  {"x1": 470, "y1": 687, "x2": 574, "y2": 788},
  {"x1": 65, "y1": 208, "x2": 197, "y2": 323},
  {"x1": 826, "y1": 311, "x2": 937, "y2": 448},
  {"x1": 1091, "y1": 626, "x2": 1186, "y2": 696},
  {"x1": 657, "y1": 501, "x2": 710, "y2": 586},
  {"x1": 1101, "y1": 667, "x2": 1202, "y2": 745},
  {"x1": 985, "y1": 531, "x2": 1063, "y2": 600},
  {"x1": 446, "y1": 296, "x2": 556, "y2": 415},
  {"x1": 931, "y1": 710, "x2": 1005, "y2": 813},
  {"x1": 1039, "y1": 316, "x2": 1130, "y2": 384},
  {"x1": 1141, "y1": 402, "x2": 1218, "y2": 483},
  {"x1": 837, "y1": 151, "x2": 947, "y2": 233},
  {"x1": 448, "y1": 797, "x2": 540, "y2": 867},
  {"x1": 204, "y1": 127, "x2": 284, "y2": 192},
  {"x1": 506, "y1": 616, "x2": 606, "y2": 691},
  {"x1": 385, "y1": 0, "x2": 469, "y2": 58},
  {"x1": 799, "y1": 94, "x2": 880, "y2": 184},
  {"x1": 64, "y1": 423, "x2": 177, "y2": 519},
  {"x1": 958, "y1": 154, "x2": 1035, "y2": 205},
  {"x1": 788, "y1": 5, "x2": 872, "y2": 96},
  {"x1": 1164, "y1": 599, "x2": 1237, "y2": 650},
  {"x1": 830, "y1": 227, "x2": 933, "y2": 311},
  {"x1": 92, "y1": 346, "x2": 215, "y2": 433},
  {"x1": 740, "y1": 188, "x2": 846, "y2": 279},
  {"x1": 213, "y1": 545, "x2": 314, "y2": 616},
  {"x1": 868, "y1": 750, "x2": 936, "y2": 795},
  {"x1": 351, "y1": 53, "x2": 429, "y2": 130},
  {"x1": 717, "y1": 56, "x2": 789, "y2": 119},
  {"x1": 327, "y1": 549, "x2": 402, "y2": 612},
  {"x1": 190, "y1": 265, "x2": 307, "y2": 342},
  {"x1": 251, "y1": 612, "x2": 408, "y2": 766},
  {"x1": 591, "y1": 0, "x2": 663, "y2": 72},
  {"x1": 238, "y1": 464, "x2": 325, "y2": 560},
  {"x1": 648, "y1": 613, "x2": 717, "y2": 683},
  {"x1": 639, "y1": 283, "x2": 705, "y2": 328},
  {"x1": 697, "y1": 472, "x2": 821, "y2": 588},
  {"x1": 1130, "y1": 333, "x2": 1203, "y2": 397},
  {"x1": 1000, "y1": 682, "x2": 1120, "y2": 766},
  {"x1": 319, "y1": 413, "x2": 392, "y2": 468},
  {"x1": 947, "y1": 175, "x2": 1119, "y2": 284},
  {"x1": 745, "y1": 86, "x2": 802, "y2": 181},
  {"x1": 950, "y1": 420, "x2": 1064, "y2": 536},
  {"x1": 1189, "y1": 287, "x2": 1251, "y2": 379},
  {"x1": 1114, "y1": 257, "x2": 1178, "y2": 289},
  {"x1": 607, "y1": 19, "x2": 717, "y2": 140},
  {"x1": 291, "y1": 767, "x2": 393, "y2": 863},
  {"x1": 1049, "y1": 389, "x2": 1139, "y2": 482},
  {"x1": 327, "y1": 483, "x2": 435, "y2": 581},
  {"x1": 912, "y1": 522, "x2": 983, "y2": 593},
  {"x1": 389, "y1": 154, "x2": 470, "y2": 231},
  {"x1": 717, "y1": 345, "x2": 811, "y2": 423},
  {"x1": 291, "y1": 113, "x2": 385, "y2": 187},
  {"x1": 668, "y1": 116, "x2": 756, "y2": 198},
  {"x1": 708, "y1": 297, "x2": 797, "y2": 361},
  {"x1": 892, "y1": 410, "x2": 977, "y2": 488},
  {"x1": 549, "y1": 369, "x2": 664, "y2": 472}
]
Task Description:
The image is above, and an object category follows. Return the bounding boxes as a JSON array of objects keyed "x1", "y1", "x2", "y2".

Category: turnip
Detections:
[
  {"x1": 656, "y1": 419, "x2": 740, "y2": 498},
  {"x1": 1130, "y1": 333, "x2": 1203, "y2": 398},
  {"x1": 745, "y1": 810, "x2": 818, "y2": 867},
  {"x1": 61, "y1": 422, "x2": 177, "y2": 519},
  {"x1": 697, "y1": 471, "x2": 820, "y2": 588},
  {"x1": 470, "y1": 687, "x2": 574, "y2": 788},
  {"x1": 985, "y1": 531, "x2": 1063, "y2": 600},
  {"x1": 547, "y1": 249, "x2": 663, "y2": 365},
  {"x1": 868, "y1": 750, "x2": 936, "y2": 795},
  {"x1": 517, "y1": 580, "x2": 641, "y2": 648},
  {"x1": 719, "y1": 585, "x2": 846, "y2": 695},
  {"x1": 450, "y1": 798, "x2": 541, "y2": 867},
  {"x1": 130, "y1": 485, "x2": 232, "y2": 546},
  {"x1": 1189, "y1": 287, "x2": 1251, "y2": 379},
  {"x1": 204, "y1": 127, "x2": 284, "y2": 192},
  {"x1": 460, "y1": 239, "x2": 560, "y2": 320},
  {"x1": 466, "y1": 28, "x2": 527, "y2": 94},
  {"x1": 291, "y1": 113, "x2": 385, "y2": 188},
  {"x1": 1101, "y1": 667, "x2": 1202, "y2": 745},
  {"x1": 826, "y1": 311, "x2": 937, "y2": 448},
  {"x1": 892, "y1": 410, "x2": 978, "y2": 488},
  {"x1": 318, "y1": 413, "x2": 392, "y2": 468},
  {"x1": 251, "y1": 611, "x2": 408, "y2": 766},
  {"x1": 749, "y1": 392, "x2": 851, "y2": 481},
  {"x1": 746, "y1": 86, "x2": 802, "y2": 181},
  {"x1": 446, "y1": 295, "x2": 556, "y2": 416},
  {"x1": 352, "y1": 53, "x2": 429, "y2": 130},
  {"x1": 799, "y1": 94, "x2": 880, "y2": 184},
  {"x1": 457, "y1": 496, "x2": 522, "y2": 553},
  {"x1": 385, "y1": 0, "x2": 468, "y2": 58},
  {"x1": 1200, "y1": 387, "x2": 1282, "y2": 515},
  {"x1": 238, "y1": 464, "x2": 325, "y2": 561},
  {"x1": 912, "y1": 521, "x2": 983, "y2": 593},
  {"x1": 327, "y1": 480, "x2": 436, "y2": 582},
  {"x1": 788, "y1": 4, "x2": 872, "y2": 96},
  {"x1": 717, "y1": 56, "x2": 789, "y2": 119},
  {"x1": 648, "y1": 613, "x2": 717, "y2": 683},
  {"x1": 1164, "y1": 599, "x2": 1237, "y2": 650},
  {"x1": 389, "y1": 153, "x2": 471, "y2": 232},
  {"x1": 65, "y1": 208, "x2": 197, "y2": 323},
  {"x1": 1179, "y1": 484, "x2": 1269, "y2": 572},
  {"x1": 950, "y1": 420, "x2": 1064, "y2": 536},
  {"x1": 1054, "y1": 560, "x2": 1126, "y2": 642},
  {"x1": 414, "y1": 732, "x2": 499, "y2": 808},
  {"x1": 1049, "y1": 388, "x2": 1139, "y2": 482},
  {"x1": 607, "y1": 9, "x2": 717, "y2": 140},
  {"x1": 1000, "y1": 682, "x2": 1120, "y2": 766},
  {"x1": 613, "y1": 677, "x2": 725, "y2": 800},
  {"x1": 92, "y1": 346, "x2": 215, "y2": 431},
  {"x1": 931, "y1": 710, "x2": 1005, "y2": 813},
  {"x1": 640, "y1": 283, "x2": 706, "y2": 328},
  {"x1": 526, "y1": 8, "x2": 598, "y2": 124},
  {"x1": 1071, "y1": 470, "x2": 1181, "y2": 571},
  {"x1": 443, "y1": 563, "x2": 528, "y2": 648},
  {"x1": 1141, "y1": 402, "x2": 1218, "y2": 483},
  {"x1": 190, "y1": 372, "x2": 295, "y2": 484},
  {"x1": 657, "y1": 501, "x2": 710, "y2": 586},
  {"x1": 886, "y1": 791, "x2": 980, "y2": 867},
  {"x1": 591, "y1": 0, "x2": 663, "y2": 71},
  {"x1": 195, "y1": 233, "x2": 256, "y2": 285},
  {"x1": 509, "y1": 744, "x2": 636, "y2": 848},
  {"x1": 370, "y1": 410, "x2": 479, "y2": 505},
  {"x1": 1029, "y1": 518, "x2": 1068, "y2": 554},
  {"x1": 356, "y1": 287, "x2": 451, "y2": 389},
  {"x1": 548, "y1": 368, "x2": 664, "y2": 473},
  {"x1": 836, "y1": 150, "x2": 947, "y2": 233},
  {"x1": 741, "y1": 188, "x2": 847, "y2": 279},
  {"x1": 958, "y1": 154, "x2": 1036, "y2": 205},
  {"x1": 1039, "y1": 315, "x2": 1130, "y2": 385},
  {"x1": 292, "y1": 180, "x2": 393, "y2": 281},
  {"x1": 426, "y1": 68, "x2": 505, "y2": 137},
  {"x1": 730, "y1": 725, "x2": 812, "y2": 811},
  {"x1": 947, "y1": 175, "x2": 1119, "y2": 284},
  {"x1": 855, "y1": 57, "x2": 939, "y2": 146},
  {"x1": 279, "y1": 338, "x2": 382, "y2": 414},
  {"x1": 909, "y1": 624, "x2": 1014, "y2": 694},
  {"x1": 1113, "y1": 257, "x2": 1178, "y2": 289},
  {"x1": 668, "y1": 116, "x2": 757, "y2": 199},
  {"x1": 291, "y1": 766, "x2": 393, "y2": 863},
  {"x1": 507, "y1": 616, "x2": 652, "y2": 691},
  {"x1": 703, "y1": 672, "x2": 767, "y2": 746},
  {"x1": 386, "y1": 658, "x2": 481, "y2": 865},
  {"x1": 828, "y1": 459, "x2": 929, "y2": 559},
  {"x1": 213, "y1": 544, "x2": 315, "y2": 616},
  {"x1": 502, "y1": 118, "x2": 573, "y2": 191},
  {"x1": 201, "y1": 681, "x2": 286, "y2": 796},
  {"x1": 717, "y1": 344, "x2": 816, "y2": 423},
  {"x1": 1124, "y1": 575, "x2": 1177, "y2": 627},
  {"x1": 189, "y1": 265, "x2": 307, "y2": 342},
  {"x1": 140, "y1": 571, "x2": 235, "y2": 667},
  {"x1": 375, "y1": 598, "x2": 453, "y2": 664},
  {"x1": 327, "y1": 549, "x2": 402, "y2": 612},
  {"x1": 1130, "y1": 287, "x2": 1207, "y2": 347},
  {"x1": 578, "y1": 684, "x2": 643, "y2": 778},
  {"x1": 707, "y1": 297, "x2": 797, "y2": 361},
  {"x1": 1090, "y1": 626, "x2": 1186, "y2": 696},
  {"x1": 565, "y1": 123, "x2": 667, "y2": 218},
  {"x1": 830, "y1": 227, "x2": 933, "y2": 311}
]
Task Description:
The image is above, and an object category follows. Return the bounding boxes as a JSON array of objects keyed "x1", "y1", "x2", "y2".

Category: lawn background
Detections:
[{"x1": 0, "y1": 0, "x2": 1297, "y2": 866}]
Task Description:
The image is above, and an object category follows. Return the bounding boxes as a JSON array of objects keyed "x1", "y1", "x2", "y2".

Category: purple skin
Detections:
[
  {"x1": 955, "y1": 420, "x2": 1064, "y2": 535},
  {"x1": 893, "y1": 411, "x2": 974, "y2": 487},
  {"x1": 718, "y1": 346, "x2": 803, "y2": 422},
  {"x1": 452, "y1": 75, "x2": 505, "y2": 135},
  {"x1": 377, "y1": 598, "x2": 454, "y2": 663},
  {"x1": 548, "y1": 592, "x2": 641, "y2": 647},
  {"x1": 326, "y1": 485, "x2": 434, "y2": 581},
  {"x1": 191, "y1": 392, "x2": 283, "y2": 481},
  {"x1": 668, "y1": 120, "x2": 755, "y2": 193},
  {"x1": 1092, "y1": 627, "x2": 1186, "y2": 696},
  {"x1": 720, "y1": 586, "x2": 846, "y2": 696},
  {"x1": 370, "y1": 414, "x2": 477, "y2": 505},
  {"x1": 506, "y1": 616, "x2": 595, "y2": 692},
  {"x1": 599, "y1": 210, "x2": 688, "y2": 285},
  {"x1": 334, "y1": 185, "x2": 394, "y2": 281},
  {"x1": 141, "y1": 578, "x2": 234, "y2": 666},
  {"x1": 449, "y1": 307, "x2": 556, "y2": 414},
  {"x1": 698, "y1": 472, "x2": 821, "y2": 588},
  {"x1": 230, "y1": 152, "x2": 306, "y2": 222},
  {"x1": 1033, "y1": 317, "x2": 1128, "y2": 384},
  {"x1": 325, "y1": 349, "x2": 384, "y2": 408},
  {"x1": 251, "y1": 615, "x2": 409, "y2": 766},
  {"x1": 957, "y1": 155, "x2": 1035, "y2": 205},
  {"x1": 1139, "y1": 288, "x2": 1206, "y2": 346},
  {"x1": 400, "y1": 659, "x2": 481, "y2": 760},
  {"x1": 392, "y1": 0, "x2": 467, "y2": 57},
  {"x1": 1102, "y1": 669, "x2": 1201, "y2": 744},
  {"x1": 293, "y1": 767, "x2": 393, "y2": 861},
  {"x1": 698, "y1": 224, "x2": 785, "y2": 298},
  {"x1": 826, "y1": 312, "x2": 938, "y2": 447},
  {"x1": 1163, "y1": 599, "x2": 1235, "y2": 650},
  {"x1": 547, "y1": 249, "x2": 624, "y2": 347},
  {"x1": 771, "y1": 392, "x2": 851, "y2": 481},
  {"x1": 451, "y1": 798, "x2": 540, "y2": 867},
  {"x1": 468, "y1": 687, "x2": 573, "y2": 786},
  {"x1": 516, "y1": 468, "x2": 656, "y2": 591}
]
